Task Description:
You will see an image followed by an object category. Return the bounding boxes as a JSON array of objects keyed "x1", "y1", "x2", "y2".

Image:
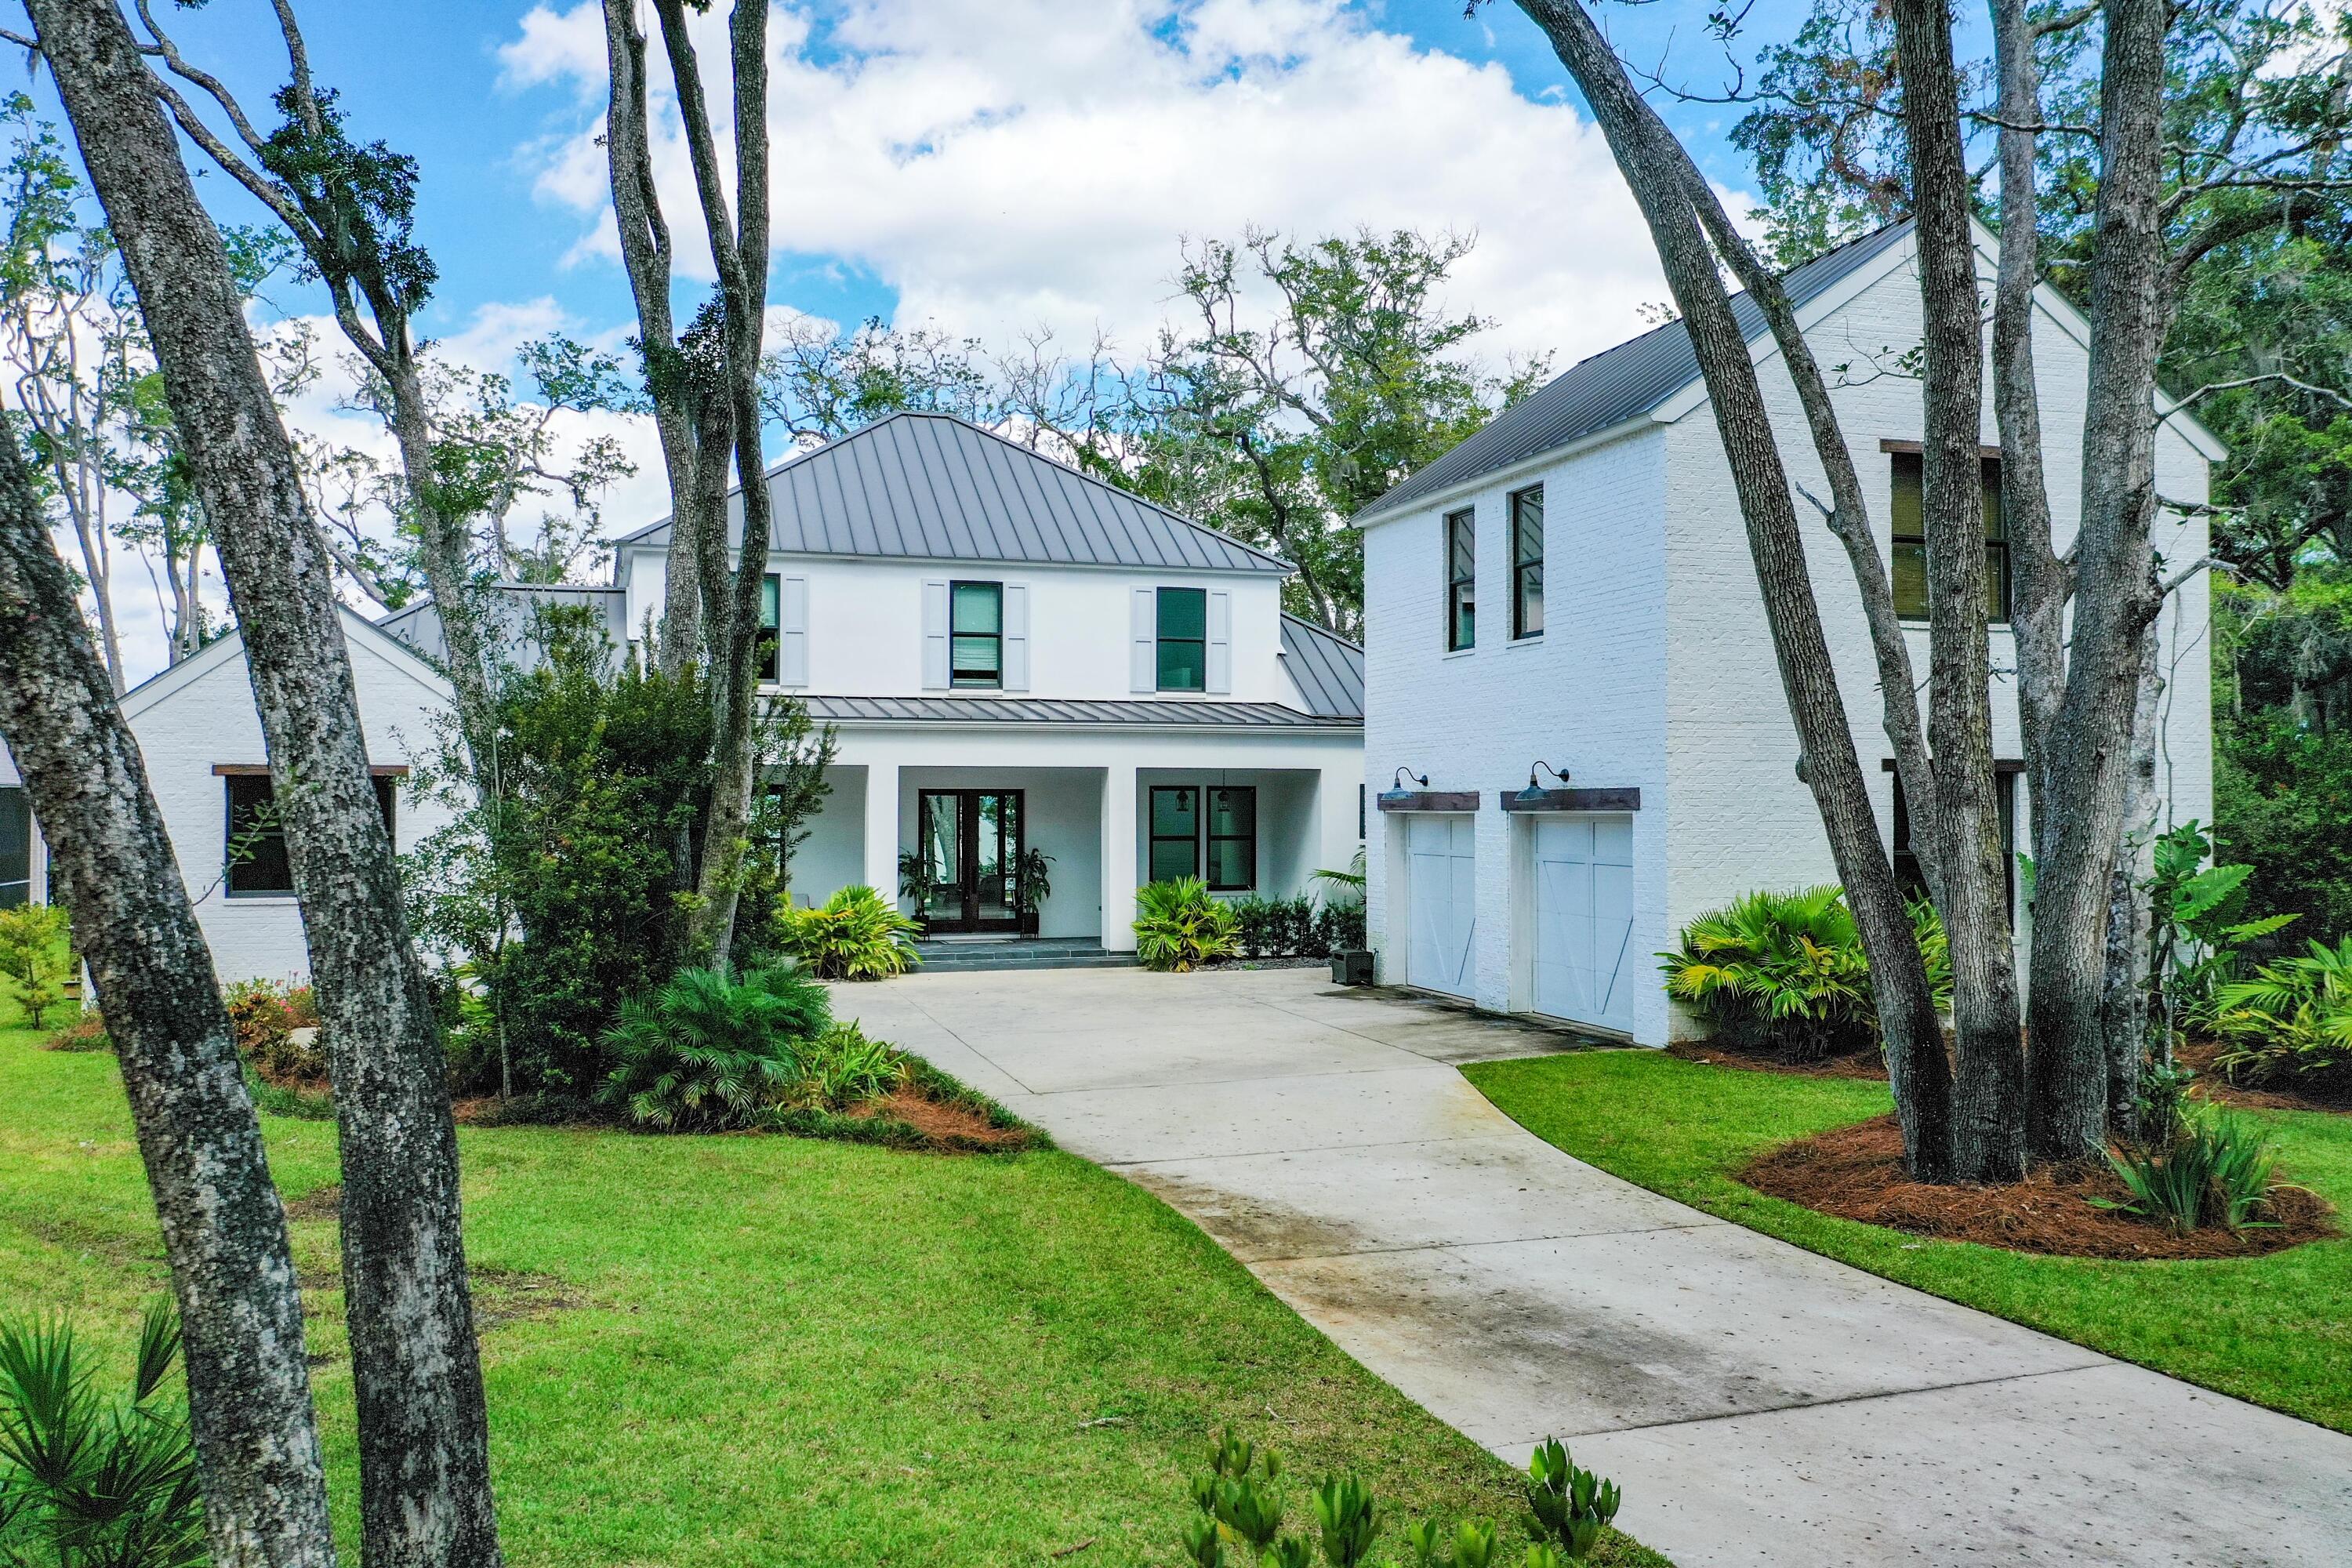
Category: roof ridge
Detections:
[{"x1": 1279, "y1": 610, "x2": 1364, "y2": 653}]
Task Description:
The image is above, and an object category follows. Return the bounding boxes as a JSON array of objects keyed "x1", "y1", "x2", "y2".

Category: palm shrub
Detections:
[
  {"x1": 0, "y1": 1299, "x2": 204, "y2": 1568},
  {"x1": 775, "y1": 885, "x2": 924, "y2": 981},
  {"x1": 597, "y1": 962, "x2": 832, "y2": 1131},
  {"x1": 2096, "y1": 1105, "x2": 2286, "y2": 1235},
  {"x1": 2211, "y1": 934, "x2": 2352, "y2": 1089},
  {"x1": 1134, "y1": 878, "x2": 1240, "y2": 972},
  {"x1": 794, "y1": 1022, "x2": 905, "y2": 1111}
]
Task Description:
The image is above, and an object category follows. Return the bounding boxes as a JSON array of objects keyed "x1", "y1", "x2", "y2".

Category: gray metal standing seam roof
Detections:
[
  {"x1": 616, "y1": 409, "x2": 1292, "y2": 575},
  {"x1": 1356, "y1": 220, "x2": 1918, "y2": 524},
  {"x1": 376, "y1": 583, "x2": 630, "y2": 670},
  {"x1": 1278, "y1": 614, "x2": 1365, "y2": 719},
  {"x1": 797, "y1": 695, "x2": 1354, "y2": 728}
]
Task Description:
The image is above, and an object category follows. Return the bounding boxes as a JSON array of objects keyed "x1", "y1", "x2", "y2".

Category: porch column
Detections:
[
  {"x1": 862, "y1": 761, "x2": 901, "y2": 906},
  {"x1": 1317, "y1": 762, "x2": 1363, "y2": 881},
  {"x1": 1100, "y1": 762, "x2": 1138, "y2": 951}
]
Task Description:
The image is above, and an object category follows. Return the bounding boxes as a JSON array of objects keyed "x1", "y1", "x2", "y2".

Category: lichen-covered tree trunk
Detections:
[
  {"x1": 1886, "y1": 0, "x2": 2027, "y2": 1183},
  {"x1": 2027, "y1": 0, "x2": 2173, "y2": 1162},
  {"x1": 0, "y1": 424, "x2": 336, "y2": 1568},
  {"x1": 26, "y1": 4, "x2": 503, "y2": 1563},
  {"x1": 2100, "y1": 637, "x2": 2165, "y2": 1142},
  {"x1": 1513, "y1": 0, "x2": 1958, "y2": 1181}
]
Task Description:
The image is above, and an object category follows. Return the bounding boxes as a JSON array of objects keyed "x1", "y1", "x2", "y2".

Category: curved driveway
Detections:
[{"x1": 837, "y1": 964, "x2": 2352, "y2": 1567}]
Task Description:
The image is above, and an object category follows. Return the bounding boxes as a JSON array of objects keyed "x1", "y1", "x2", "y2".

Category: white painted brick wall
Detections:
[{"x1": 1367, "y1": 237, "x2": 2214, "y2": 1046}]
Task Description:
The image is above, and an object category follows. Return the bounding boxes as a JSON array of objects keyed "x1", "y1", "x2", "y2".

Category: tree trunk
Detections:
[
  {"x1": 2100, "y1": 634, "x2": 2165, "y2": 1142},
  {"x1": 1887, "y1": 0, "x2": 2027, "y2": 1183},
  {"x1": 2027, "y1": 0, "x2": 2172, "y2": 1163},
  {"x1": 1513, "y1": 0, "x2": 1957, "y2": 1181},
  {"x1": 386, "y1": 361, "x2": 501, "y2": 775},
  {"x1": 0, "y1": 425, "x2": 336, "y2": 1568},
  {"x1": 27, "y1": 5, "x2": 503, "y2": 1563},
  {"x1": 653, "y1": 0, "x2": 774, "y2": 971}
]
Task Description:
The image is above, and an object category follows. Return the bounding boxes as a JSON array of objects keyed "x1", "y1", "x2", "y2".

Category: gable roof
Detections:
[
  {"x1": 1357, "y1": 222, "x2": 1919, "y2": 524},
  {"x1": 119, "y1": 603, "x2": 452, "y2": 723},
  {"x1": 377, "y1": 582, "x2": 630, "y2": 671},
  {"x1": 1279, "y1": 613, "x2": 1365, "y2": 719},
  {"x1": 616, "y1": 409, "x2": 1291, "y2": 575}
]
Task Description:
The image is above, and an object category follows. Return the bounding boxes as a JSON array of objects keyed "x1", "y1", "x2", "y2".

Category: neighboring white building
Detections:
[
  {"x1": 6, "y1": 410, "x2": 1362, "y2": 979},
  {"x1": 1356, "y1": 220, "x2": 2218, "y2": 1046}
]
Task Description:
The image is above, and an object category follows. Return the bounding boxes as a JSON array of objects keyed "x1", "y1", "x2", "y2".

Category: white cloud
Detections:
[{"x1": 498, "y1": 0, "x2": 1691, "y2": 371}]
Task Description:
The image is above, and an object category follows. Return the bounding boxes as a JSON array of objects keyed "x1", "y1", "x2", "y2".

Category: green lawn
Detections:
[
  {"x1": 1465, "y1": 1049, "x2": 2352, "y2": 1434},
  {"x1": 0, "y1": 1022, "x2": 1666, "y2": 1566}
]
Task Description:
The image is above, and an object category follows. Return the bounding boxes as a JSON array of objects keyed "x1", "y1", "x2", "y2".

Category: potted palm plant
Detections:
[
  {"x1": 898, "y1": 850, "x2": 942, "y2": 937},
  {"x1": 1016, "y1": 846, "x2": 1054, "y2": 936}
]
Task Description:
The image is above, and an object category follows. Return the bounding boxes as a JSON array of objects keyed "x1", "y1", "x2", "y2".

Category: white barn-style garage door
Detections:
[
  {"x1": 1404, "y1": 814, "x2": 1476, "y2": 996},
  {"x1": 1530, "y1": 815, "x2": 1636, "y2": 1034}
]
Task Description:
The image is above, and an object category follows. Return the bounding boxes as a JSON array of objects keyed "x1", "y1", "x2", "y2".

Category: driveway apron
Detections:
[{"x1": 835, "y1": 966, "x2": 2352, "y2": 1567}]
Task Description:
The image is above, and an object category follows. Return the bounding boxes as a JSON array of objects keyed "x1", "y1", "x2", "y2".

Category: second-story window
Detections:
[
  {"x1": 757, "y1": 573, "x2": 782, "y2": 682},
  {"x1": 1891, "y1": 452, "x2": 2009, "y2": 623},
  {"x1": 1510, "y1": 485, "x2": 1544, "y2": 639},
  {"x1": 950, "y1": 580, "x2": 1003, "y2": 688},
  {"x1": 1157, "y1": 586, "x2": 1207, "y2": 691},
  {"x1": 1444, "y1": 507, "x2": 1475, "y2": 651}
]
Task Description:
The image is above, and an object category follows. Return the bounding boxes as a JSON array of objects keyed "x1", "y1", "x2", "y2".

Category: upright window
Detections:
[
  {"x1": 1207, "y1": 786, "x2": 1257, "y2": 891},
  {"x1": 1510, "y1": 485, "x2": 1544, "y2": 639},
  {"x1": 1149, "y1": 786, "x2": 1200, "y2": 882},
  {"x1": 756, "y1": 573, "x2": 782, "y2": 682},
  {"x1": 224, "y1": 771, "x2": 396, "y2": 898},
  {"x1": 1156, "y1": 586, "x2": 1207, "y2": 691},
  {"x1": 950, "y1": 581, "x2": 1004, "y2": 688},
  {"x1": 0, "y1": 786, "x2": 29, "y2": 909},
  {"x1": 1890, "y1": 452, "x2": 2009, "y2": 622},
  {"x1": 1444, "y1": 508, "x2": 1475, "y2": 651},
  {"x1": 1890, "y1": 770, "x2": 2017, "y2": 916}
]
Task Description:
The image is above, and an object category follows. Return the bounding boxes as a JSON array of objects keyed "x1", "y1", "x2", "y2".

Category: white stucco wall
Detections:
[
  {"x1": 1363, "y1": 424, "x2": 1673, "y2": 1043},
  {"x1": 1363, "y1": 231, "x2": 2216, "y2": 1046},
  {"x1": 621, "y1": 549, "x2": 1294, "y2": 704},
  {"x1": 118, "y1": 613, "x2": 457, "y2": 986}
]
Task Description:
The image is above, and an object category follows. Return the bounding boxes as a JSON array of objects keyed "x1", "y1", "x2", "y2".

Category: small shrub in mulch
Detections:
[
  {"x1": 2176, "y1": 1038, "x2": 2352, "y2": 1114},
  {"x1": 1739, "y1": 1114, "x2": 2339, "y2": 1260}
]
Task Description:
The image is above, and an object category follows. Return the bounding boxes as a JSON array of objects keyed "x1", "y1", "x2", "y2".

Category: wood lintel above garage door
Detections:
[
  {"x1": 1377, "y1": 789, "x2": 1481, "y2": 813},
  {"x1": 1499, "y1": 786, "x2": 1642, "y2": 813}
]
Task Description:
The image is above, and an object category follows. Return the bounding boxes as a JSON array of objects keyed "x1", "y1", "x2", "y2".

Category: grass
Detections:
[
  {"x1": 0, "y1": 1018, "x2": 1668, "y2": 1566},
  {"x1": 1465, "y1": 1048, "x2": 2352, "y2": 1434}
]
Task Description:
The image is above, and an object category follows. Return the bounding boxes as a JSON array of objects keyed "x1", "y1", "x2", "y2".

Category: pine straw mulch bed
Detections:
[
  {"x1": 1739, "y1": 1113, "x2": 2339, "y2": 1260},
  {"x1": 1667, "y1": 1038, "x2": 1890, "y2": 1080},
  {"x1": 2173, "y1": 1037, "x2": 2352, "y2": 1116}
]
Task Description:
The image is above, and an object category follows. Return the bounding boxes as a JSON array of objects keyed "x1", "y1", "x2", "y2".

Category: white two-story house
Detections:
[
  {"x1": 5, "y1": 409, "x2": 1363, "y2": 982},
  {"x1": 1357, "y1": 220, "x2": 2217, "y2": 1045}
]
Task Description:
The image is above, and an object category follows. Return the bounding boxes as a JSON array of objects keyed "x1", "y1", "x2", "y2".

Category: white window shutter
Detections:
[
  {"x1": 1131, "y1": 586, "x2": 1156, "y2": 693},
  {"x1": 1206, "y1": 590, "x2": 1232, "y2": 695},
  {"x1": 1002, "y1": 583, "x2": 1030, "y2": 691},
  {"x1": 779, "y1": 575, "x2": 809, "y2": 686},
  {"x1": 921, "y1": 579, "x2": 950, "y2": 690}
]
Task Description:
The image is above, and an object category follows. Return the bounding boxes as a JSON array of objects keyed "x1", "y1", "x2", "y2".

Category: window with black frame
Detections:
[
  {"x1": 1206, "y1": 786, "x2": 1256, "y2": 891},
  {"x1": 1510, "y1": 485, "x2": 1544, "y2": 639},
  {"x1": 1156, "y1": 586, "x2": 1207, "y2": 691},
  {"x1": 1891, "y1": 769, "x2": 2017, "y2": 916},
  {"x1": 756, "y1": 573, "x2": 782, "y2": 682},
  {"x1": 225, "y1": 771, "x2": 397, "y2": 897},
  {"x1": 1149, "y1": 786, "x2": 1199, "y2": 882},
  {"x1": 0, "y1": 786, "x2": 29, "y2": 909},
  {"x1": 1444, "y1": 507, "x2": 1475, "y2": 651},
  {"x1": 1890, "y1": 452, "x2": 2009, "y2": 622},
  {"x1": 950, "y1": 580, "x2": 1004, "y2": 688}
]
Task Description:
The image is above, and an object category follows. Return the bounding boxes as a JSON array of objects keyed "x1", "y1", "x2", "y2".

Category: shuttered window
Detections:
[{"x1": 950, "y1": 581, "x2": 1003, "y2": 688}]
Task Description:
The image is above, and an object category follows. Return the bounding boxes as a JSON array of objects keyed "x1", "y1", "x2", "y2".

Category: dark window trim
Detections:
[
  {"x1": 1444, "y1": 507, "x2": 1475, "y2": 652},
  {"x1": 757, "y1": 572, "x2": 782, "y2": 684},
  {"x1": 1509, "y1": 485, "x2": 1544, "y2": 641},
  {"x1": 1890, "y1": 450, "x2": 2011, "y2": 625},
  {"x1": 1206, "y1": 784, "x2": 1257, "y2": 893},
  {"x1": 222, "y1": 771, "x2": 397, "y2": 898},
  {"x1": 949, "y1": 579, "x2": 1004, "y2": 690},
  {"x1": 1148, "y1": 784, "x2": 1200, "y2": 880},
  {"x1": 1887, "y1": 764, "x2": 2018, "y2": 919},
  {"x1": 1156, "y1": 586, "x2": 1208, "y2": 692}
]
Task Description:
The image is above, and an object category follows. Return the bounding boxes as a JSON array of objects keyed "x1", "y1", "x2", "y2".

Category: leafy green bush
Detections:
[
  {"x1": 0, "y1": 1298, "x2": 203, "y2": 1568},
  {"x1": 2096, "y1": 1106, "x2": 2286, "y2": 1236},
  {"x1": 2212, "y1": 934, "x2": 2352, "y2": 1088},
  {"x1": 775, "y1": 885, "x2": 924, "y2": 980},
  {"x1": 1134, "y1": 878, "x2": 1240, "y2": 972},
  {"x1": 597, "y1": 963, "x2": 833, "y2": 1131},
  {"x1": 795, "y1": 1022, "x2": 904, "y2": 1111},
  {"x1": 1660, "y1": 887, "x2": 1951, "y2": 1062},
  {"x1": 1319, "y1": 898, "x2": 1368, "y2": 954},
  {"x1": 1231, "y1": 895, "x2": 1330, "y2": 960},
  {"x1": 223, "y1": 978, "x2": 329, "y2": 1086}
]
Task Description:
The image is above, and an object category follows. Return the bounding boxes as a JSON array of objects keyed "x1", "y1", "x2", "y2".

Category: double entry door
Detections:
[{"x1": 914, "y1": 789, "x2": 1025, "y2": 932}]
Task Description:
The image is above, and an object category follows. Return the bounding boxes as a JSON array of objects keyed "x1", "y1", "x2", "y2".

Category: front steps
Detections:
[{"x1": 913, "y1": 937, "x2": 1134, "y2": 973}]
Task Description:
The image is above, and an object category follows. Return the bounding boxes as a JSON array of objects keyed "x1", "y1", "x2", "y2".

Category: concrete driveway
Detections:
[{"x1": 834, "y1": 965, "x2": 2352, "y2": 1567}]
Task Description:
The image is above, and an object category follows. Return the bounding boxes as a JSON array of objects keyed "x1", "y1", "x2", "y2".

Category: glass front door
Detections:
[{"x1": 913, "y1": 789, "x2": 1025, "y2": 932}]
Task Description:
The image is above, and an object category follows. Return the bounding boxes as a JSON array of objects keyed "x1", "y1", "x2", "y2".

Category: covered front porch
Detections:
[{"x1": 784, "y1": 728, "x2": 1362, "y2": 953}]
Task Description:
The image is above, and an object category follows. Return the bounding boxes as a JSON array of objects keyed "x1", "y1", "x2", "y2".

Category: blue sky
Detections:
[{"x1": 24, "y1": 1, "x2": 1801, "y2": 358}]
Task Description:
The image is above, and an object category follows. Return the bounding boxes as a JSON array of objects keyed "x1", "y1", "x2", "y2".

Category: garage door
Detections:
[
  {"x1": 1531, "y1": 815, "x2": 1636, "y2": 1034},
  {"x1": 1404, "y1": 814, "x2": 1475, "y2": 996}
]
